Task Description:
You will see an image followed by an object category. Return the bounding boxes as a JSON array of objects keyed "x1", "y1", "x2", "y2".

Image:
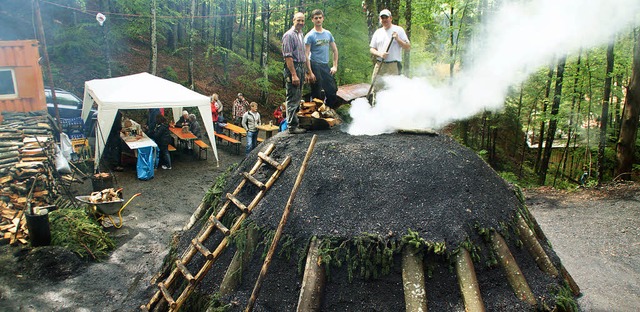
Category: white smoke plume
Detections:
[{"x1": 348, "y1": 0, "x2": 640, "y2": 135}]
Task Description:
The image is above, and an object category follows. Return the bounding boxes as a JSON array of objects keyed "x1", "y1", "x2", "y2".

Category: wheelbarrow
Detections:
[{"x1": 76, "y1": 192, "x2": 141, "y2": 228}]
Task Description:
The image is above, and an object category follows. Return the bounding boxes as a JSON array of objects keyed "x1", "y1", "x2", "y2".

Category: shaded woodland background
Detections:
[{"x1": 1, "y1": 0, "x2": 639, "y2": 188}]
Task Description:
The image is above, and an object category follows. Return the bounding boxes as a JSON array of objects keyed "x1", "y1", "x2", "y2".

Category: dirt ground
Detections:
[{"x1": 0, "y1": 139, "x2": 639, "y2": 311}]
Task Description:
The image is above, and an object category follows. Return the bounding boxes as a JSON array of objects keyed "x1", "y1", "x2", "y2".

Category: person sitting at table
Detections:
[
  {"x1": 188, "y1": 114, "x2": 203, "y2": 138},
  {"x1": 175, "y1": 110, "x2": 190, "y2": 128},
  {"x1": 242, "y1": 102, "x2": 262, "y2": 155},
  {"x1": 149, "y1": 114, "x2": 172, "y2": 170}
]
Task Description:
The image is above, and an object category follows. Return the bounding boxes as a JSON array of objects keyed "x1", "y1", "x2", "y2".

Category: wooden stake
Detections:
[
  {"x1": 296, "y1": 236, "x2": 326, "y2": 312},
  {"x1": 401, "y1": 245, "x2": 428, "y2": 312},
  {"x1": 455, "y1": 248, "x2": 485, "y2": 312},
  {"x1": 490, "y1": 232, "x2": 537, "y2": 305},
  {"x1": 219, "y1": 225, "x2": 258, "y2": 297},
  {"x1": 516, "y1": 213, "x2": 558, "y2": 277},
  {"x1": 245, "y1": 135, "x2": 318, "y2": 312}
]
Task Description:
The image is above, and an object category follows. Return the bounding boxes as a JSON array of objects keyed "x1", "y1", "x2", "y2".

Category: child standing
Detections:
[{"x1": 242, "y1": 102, "x2": 261, "y2": 155}]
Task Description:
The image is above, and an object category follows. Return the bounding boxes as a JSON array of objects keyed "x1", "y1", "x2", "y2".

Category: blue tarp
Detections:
[{"x1": 136, "y1": 146, "x2": 156, "y2": 180}]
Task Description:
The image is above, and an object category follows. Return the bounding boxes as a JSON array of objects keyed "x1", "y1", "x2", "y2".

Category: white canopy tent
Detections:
[{"x1": 81, "y1": 72, "x2": 218, "y2": 169}]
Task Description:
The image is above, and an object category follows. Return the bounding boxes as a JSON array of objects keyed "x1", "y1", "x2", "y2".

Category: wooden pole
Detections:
[
  {"x1": 401, "y1": 245, "x2": 428, "y2": 312},
  {"x1": 490, "y1": 232, "x2": 536, "y2": 305},
  {"x1": 245, "y1": 134, "x2": 318, "y2": 312},
  {"x1": 32, "y1": 0, "x2": 61, "y2": 129},
  {"x1": 516, "y1": 213, "x2": 558, "y2": 277},
  {"x1": 296, "y1": 236, "x2": 326, "y2": 312},
  {"x1": 455, "y1": 248, "x2": 485, "y2": 312}
]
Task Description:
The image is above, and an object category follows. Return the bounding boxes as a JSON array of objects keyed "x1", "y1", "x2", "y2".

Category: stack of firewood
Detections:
[
  {"x1": 0, "y1": 111, "x2": 57, "y2": 245},
  {"x1": 297, "y1": 98, "x2": 340, "y2": 127}
]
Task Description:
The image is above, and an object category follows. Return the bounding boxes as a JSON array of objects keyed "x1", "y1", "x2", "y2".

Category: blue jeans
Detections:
[
  {"x1": 246, "y1": 130, "x2": 258, "y2": 155},
  {"x1": 159, "y1": 144, "x2": 171, "y2": 168}
]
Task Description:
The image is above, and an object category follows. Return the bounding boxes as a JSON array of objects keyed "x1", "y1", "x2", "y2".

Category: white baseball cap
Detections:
[{"x1": 379, "y1": 9, "x2": 391, "y2": 17}]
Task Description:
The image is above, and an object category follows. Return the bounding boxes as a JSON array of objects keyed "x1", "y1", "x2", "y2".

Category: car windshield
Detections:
[{"x1": 46, "y1": 90, "x2": 81, "y2": 107}]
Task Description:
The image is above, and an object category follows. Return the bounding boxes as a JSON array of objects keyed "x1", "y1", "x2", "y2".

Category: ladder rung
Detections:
[
  {"x1": 209, "y1": 215, "x2": 230, "y2": 236},
  {"x1": 192, "y1": 238, "x2": 213, "y2": 260},
  {"x1": 243, "y1": 172, "x2": 266, "y2": 190},
  {"x1": 158, "y1": 282, "x2": 177, "y2": 309},
  {"x1": 226, "y1": 193, "x2": 249, "y2": 214},
  {"x1": 258, "y1": 152, "x2": 283, "y2": 170},
  {"x1": 175, "y1": 260, "x2": 195, "y2": 284}
]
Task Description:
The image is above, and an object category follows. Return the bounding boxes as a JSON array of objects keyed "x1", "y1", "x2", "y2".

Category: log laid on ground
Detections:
[
  {"x1": 490, "y1": 231, "x2": 536, "y2": 305},
  {"x1": 455, "y1": 248, "x2": 485, "y2": 312},
  {"x1": 296, "y1": 236, "x2": 326, "y2": 312},
  {"x1": 0, "y1": 146, "x2": 19, "y2": 153},
  {"x1": 0, "y1": 157, "x2": 19, "y2": 165},
  {"x1": 219, "y1": 225, "x2": 258, "y2": 297},
  {"x1": 516, "y1": 213, "x2": 558, "y2": 277},
  {"x1": 401, "y1": 245, "x2": 428, "y2": 312}
]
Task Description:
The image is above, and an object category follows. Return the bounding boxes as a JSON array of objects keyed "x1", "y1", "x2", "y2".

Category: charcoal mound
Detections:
[
  {"x1": 235, "y1": 129, "x2": 517, "y2": 244},
  {"x1": 179, "y1": 129, "x2": 577, "y2": 311}
]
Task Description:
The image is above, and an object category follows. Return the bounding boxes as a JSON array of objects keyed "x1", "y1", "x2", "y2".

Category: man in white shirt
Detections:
[{"x1": 369, "y1": 9, "x2": 411, "y2": 76}]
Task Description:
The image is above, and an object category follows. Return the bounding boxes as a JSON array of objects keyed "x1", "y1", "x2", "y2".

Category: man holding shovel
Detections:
[{"x1": 368, "y1": 9, "x2": 411, "y2": 102}]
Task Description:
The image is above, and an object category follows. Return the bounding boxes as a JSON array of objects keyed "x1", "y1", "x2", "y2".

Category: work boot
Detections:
[{"x1": 289, "y1": 127, "x2": 306, "y2": 134}]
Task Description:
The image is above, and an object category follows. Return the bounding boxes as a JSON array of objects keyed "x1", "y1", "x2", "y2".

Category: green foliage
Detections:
[
  {"x1": 160, "y1": 66, "x2": 180, "y2": 84},
  {"x1": 49, "y1": 206, "x2": 115, "y2": 260},
  {"x1": 498, "y1": 171, "x2": 519, "y2": 185},
  {"x1": 318, "y1": 233, "x2": 398, "y2": 282},
  {"x1": 553, "y1": 282, "x2": 579, "y2": 312}
]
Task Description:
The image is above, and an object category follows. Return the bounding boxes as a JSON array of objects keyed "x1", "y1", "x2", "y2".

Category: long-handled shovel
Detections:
[{"x1": 366, "y1": 37, "x2": 395, "y2": 106}]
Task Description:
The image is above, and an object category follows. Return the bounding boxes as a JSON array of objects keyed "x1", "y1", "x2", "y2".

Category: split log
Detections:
[
  {"x1": 0, "y1": 146, "x2": 19, "y2": 153},
  {"x1": 0, "y1": 142, "x2": 23, "y2": 147},
  {"x1": 183, "y1": 201, "x2": 207, "y2": 231},
  {"x1": 516, "y1": 213, "x2": 558, "y2": 277},
  {"x1": 0, "y1": 151, "x2": 20, "y2": 159},
  {"x1": 296, "y1": 236, "x2": 326, "y2": 312},
  {"x1": 401, "y1": 245, "x2": 428, "y2": 312},
  {"x1": 490, "y1": 232, "x2": 536, "y2": 305},
  {"x1": 455, "y1": 248, "x2": 485, "y2": 312},
  {"x1": 219, "y1": 225, "x2": 258, "y2": 297},
  {"x1": 0, "y1": 157, "x2": 19, "y2": 165}
]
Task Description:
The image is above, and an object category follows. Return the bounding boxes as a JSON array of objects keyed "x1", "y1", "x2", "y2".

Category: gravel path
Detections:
[{"x1": 526, "y1": 184, "x2": 640, "y2": 311}]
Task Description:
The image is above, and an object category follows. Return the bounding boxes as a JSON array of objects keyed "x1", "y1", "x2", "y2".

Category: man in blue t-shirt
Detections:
[{"x1": 304, "y1": 9, "x2": 339, "y2": 108}]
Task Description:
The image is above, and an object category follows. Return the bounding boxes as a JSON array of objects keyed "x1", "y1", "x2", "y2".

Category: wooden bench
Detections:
[
  {"x1": 257, "y1": 137, "x2": 264, "y2": 143},
  {"x1": 168, "y1": 144, "x2": 177, "y2": 152},
  {"x1": 214, "y1": 133, "x2": 241, "y2": 154},
  {"x1": 193, "y1": 139, "x2": 209, "y2": 160}
]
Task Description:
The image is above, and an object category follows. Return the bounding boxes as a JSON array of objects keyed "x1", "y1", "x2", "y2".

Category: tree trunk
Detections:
[
  {"x1": 616, "y1": 30, "x2": 640, "y2": 180},
  {"x1": 554, "y1": 51, "x2": 583, "y2": 186},
  {"x1": 535, "y1": 65, "x2": 555, "y2": 173},
  {"x1": 149, "y1": 0, "x2": 157, "y2": 75},
  {"x1": 260, "y1": 0, "x2": 270, "y2": 104},
  {"x1": 187, "y1": 0, "x2": 196, "y2": 90},
  {"x1": 539, "y1": 55, "x2": 567, "y2": 185},
  {"x1": 597, "y1": 40, "x2": 615, "y2": 184},
  {"x1": 250, "y1": 0, "x2": 257, "y2": 61},
  {"x1": 403, "y1": 0, "x2": 411, "y2": 76}
]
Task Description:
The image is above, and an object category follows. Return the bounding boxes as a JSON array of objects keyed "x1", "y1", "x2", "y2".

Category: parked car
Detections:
[
  {"x1": 45, "y1": 87, "x2": 97, "y2": 137},
  {"x1": 45, "y1": 87, "x2": 86, "y2": 119}
]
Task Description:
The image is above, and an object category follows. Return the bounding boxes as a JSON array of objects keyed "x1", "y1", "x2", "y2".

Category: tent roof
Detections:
[{"x1": 84, "y1": 72, "x2": 208, "y2": 109}]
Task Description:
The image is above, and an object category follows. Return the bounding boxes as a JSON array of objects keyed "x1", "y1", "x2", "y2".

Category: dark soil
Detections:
[{"x1": 0, "y1": 131, "x2": 638, "y2": 311}]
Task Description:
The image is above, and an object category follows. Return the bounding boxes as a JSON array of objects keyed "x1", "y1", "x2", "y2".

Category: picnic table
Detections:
[
  {"x1": 169, "y1": 126, "x2": 197, "y2": 150},
  {"x1": 223, "y1": 123, "x2": 246, "y2": 140},
  {"x1": 256, "y1": 124, "x2": 279, "y2": 139},
  {"x1": 120, "y1": 131, "x2": 157, "y2": 150}
]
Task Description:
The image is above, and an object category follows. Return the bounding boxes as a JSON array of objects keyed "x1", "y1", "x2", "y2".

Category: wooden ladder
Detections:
[{"x1": 141, "y1": 143, "x2": 291, "y2": 312}]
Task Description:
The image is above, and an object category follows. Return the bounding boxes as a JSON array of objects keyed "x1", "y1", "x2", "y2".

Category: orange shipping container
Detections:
[{"x1": 0, "y1": 40, "x2": 46, "y2": 122}]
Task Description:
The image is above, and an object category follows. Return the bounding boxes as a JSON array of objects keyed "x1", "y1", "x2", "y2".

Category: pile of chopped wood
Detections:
[
  {"x1": 297, "y1": 98, "x2": 340, "y2": 129},
  {"x1": 0, "y1": 111, "x2": 58, "y2": 246}
]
